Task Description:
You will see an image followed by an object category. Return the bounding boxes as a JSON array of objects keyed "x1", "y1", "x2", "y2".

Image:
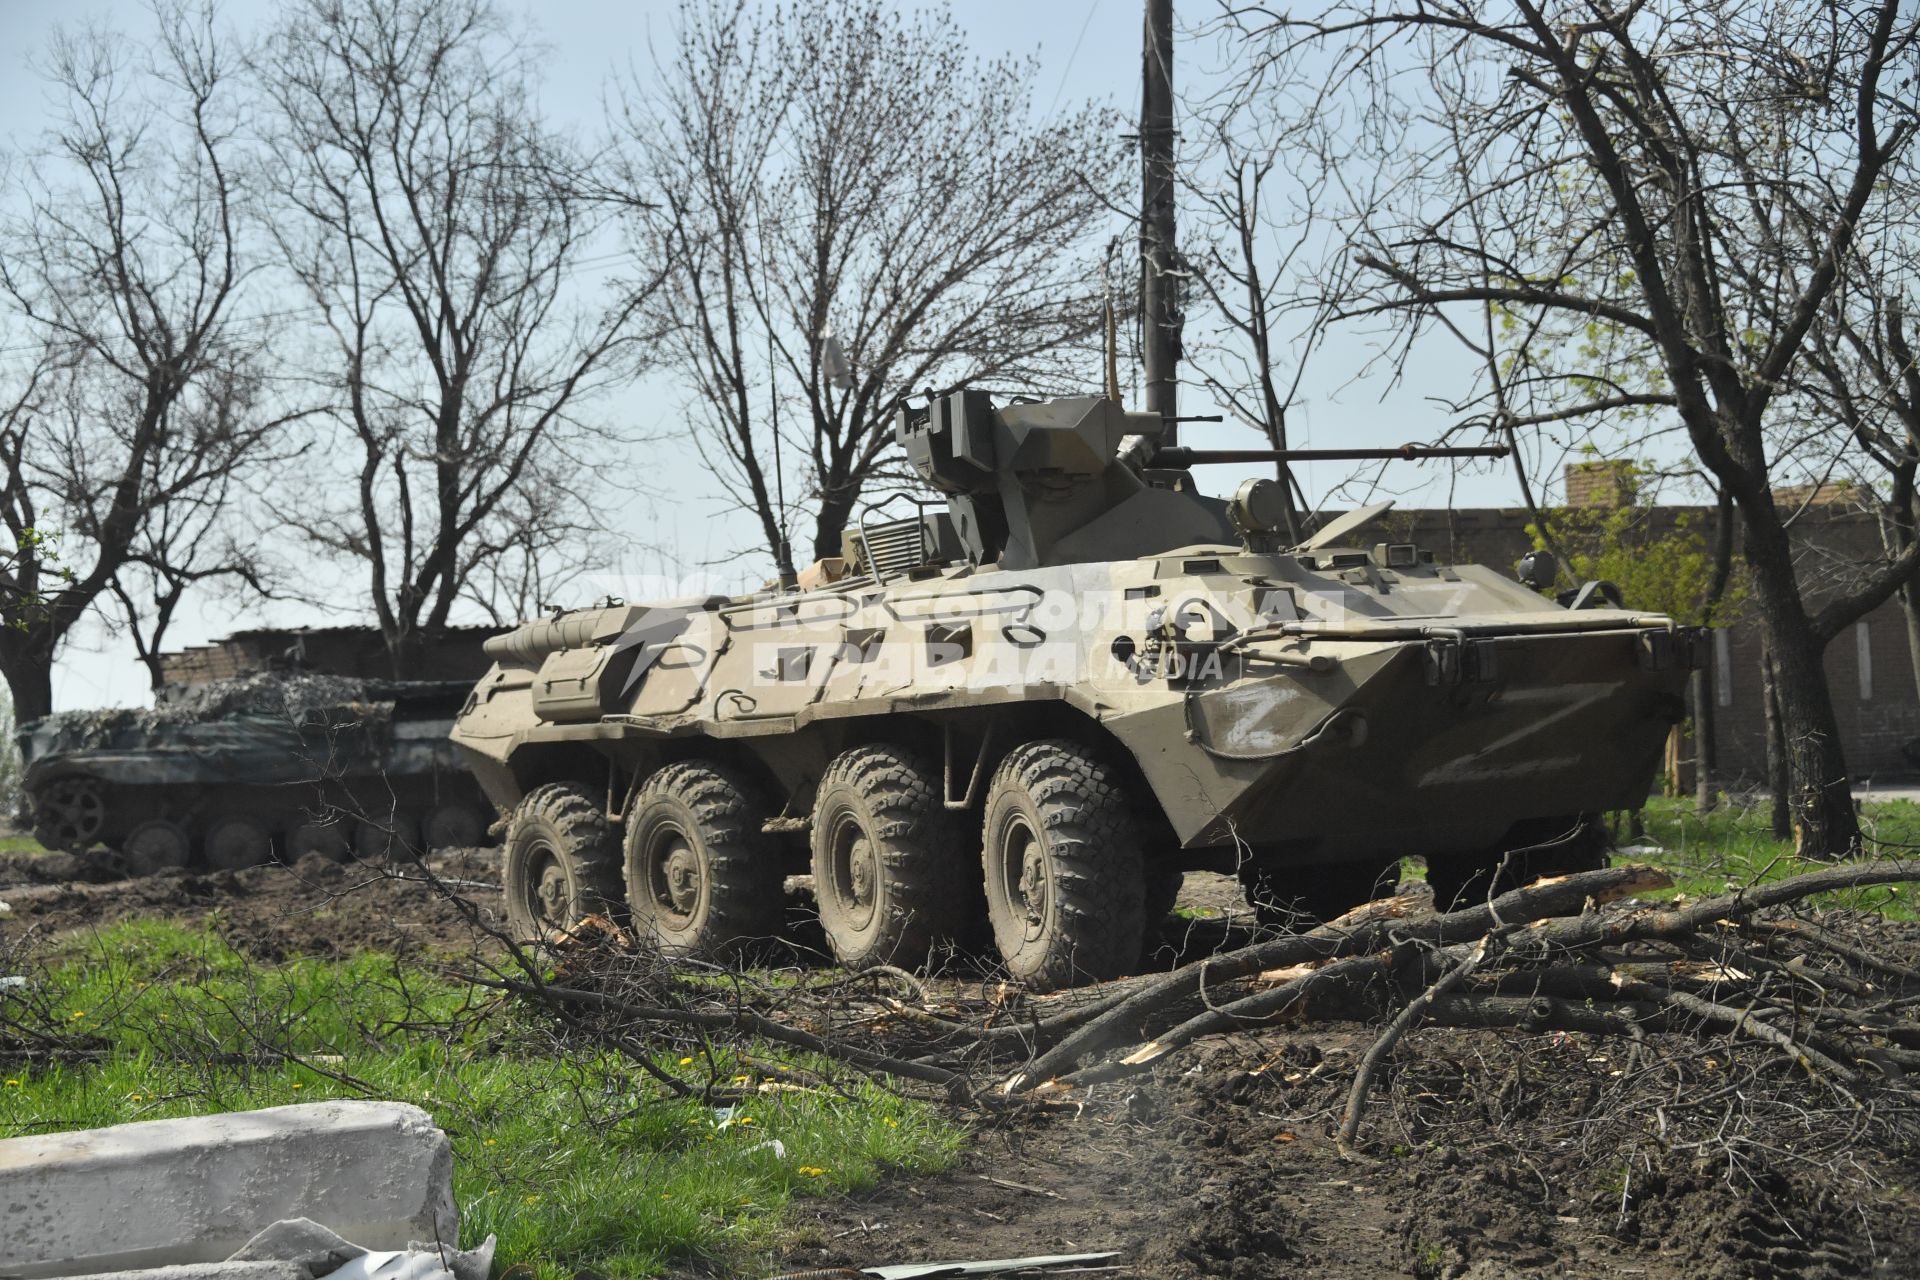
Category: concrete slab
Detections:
[{"x1": 0, "y1": 1102, "x2": 455, "y2": 1280}]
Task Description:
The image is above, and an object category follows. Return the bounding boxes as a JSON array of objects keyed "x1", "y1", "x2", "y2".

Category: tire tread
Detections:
[
  {"x1": 985, "y1": 739, "x2": 1145, "y2": 989},
  {"x1": 628, "y1": 760, "x2": 784, "y2": 955}
]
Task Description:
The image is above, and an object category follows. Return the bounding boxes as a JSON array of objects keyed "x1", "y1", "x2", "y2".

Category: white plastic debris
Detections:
[
  {"x1": 1, "y1": 975, "x2": 27, "y2": 991},
  {"x1": 232, "y1": 1218, "x2": 494, "y2": 1280},
  {"x1": 865, "y1": 1254, "x2": 1121, "y2": 1279}
]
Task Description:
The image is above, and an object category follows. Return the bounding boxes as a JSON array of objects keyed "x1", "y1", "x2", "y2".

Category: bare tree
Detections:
[
  {"x1": 0, "y1": 4, "x2": 289, "y2": 721},
  {"x1": 259, "y1": 0, "x2": 660, "y2": 674},
  {"x1": 618, "y1": 0, "x2": 1122, "y2": 577},
  {"x1": 107, "y1": 372, "x2": 284, "y2": 695},
  {"x1": 1181, "y1": 75, "x2": 1376, "y2": 544},
  {"x1": 1219, "y1": 0, "x2": 1920, "y2": 856}
]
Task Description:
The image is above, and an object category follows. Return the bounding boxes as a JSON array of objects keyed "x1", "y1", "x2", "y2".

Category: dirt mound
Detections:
[{"x1": 0, "y1": 848, "x2": 504, "y2": 959}]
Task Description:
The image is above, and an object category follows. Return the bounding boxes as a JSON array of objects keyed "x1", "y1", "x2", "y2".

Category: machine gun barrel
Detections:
[{"x1": 1153, "y1": 444, "x2": 1510, "y2": 467}]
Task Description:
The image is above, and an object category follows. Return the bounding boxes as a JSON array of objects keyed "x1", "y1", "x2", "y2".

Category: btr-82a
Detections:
[{"x1": 451, "y1": 392, "x2": 1698, "y2": 989}]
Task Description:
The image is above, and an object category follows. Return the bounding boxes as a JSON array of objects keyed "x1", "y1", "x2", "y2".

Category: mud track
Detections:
[{"x1": 7, "y1": 853, "x2": 1919, "y2": 1278}]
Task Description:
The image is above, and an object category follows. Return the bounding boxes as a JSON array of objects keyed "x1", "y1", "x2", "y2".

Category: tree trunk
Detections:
[
  {"x1": 2, "y1": 644, "x2": 55, "y2": 724},
  {"x1": 1693, "y1": 662, "x2": 1716, "y2": 814},
  {"x1": 1761, "y1": 642, "x2": 1792, "y2": 841},
  {"x1": 1743, "y1": 508, "x2": 1859, "y2": 856},
  {"x1": 1762, "y1": 606, "x2": 1860, "y2": 857},
  {"x1": 812, "y1": 481, "x2": 860, "y2": 565},
  {"x1": 383, "y1": 626, "x2": 424, "y2": 681},
  {"x1": 1901, "y1": 582, "x2": 1920, "y2": 713}
]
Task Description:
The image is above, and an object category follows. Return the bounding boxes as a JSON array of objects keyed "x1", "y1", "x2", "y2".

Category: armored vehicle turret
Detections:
[
  {"x1": 22, "y1": 628, "x2": 496, "y2": 871},
  {"x1": 454, "y1": 393, "x2": 1701, "y2": 989}
]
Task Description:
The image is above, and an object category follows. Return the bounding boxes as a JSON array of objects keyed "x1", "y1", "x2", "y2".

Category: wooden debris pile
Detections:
[{"x1": 475, "y1": 860, "x2": 1920, "y2": 1142}]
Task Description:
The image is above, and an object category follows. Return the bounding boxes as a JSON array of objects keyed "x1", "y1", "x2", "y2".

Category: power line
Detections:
[{"x1": 1047, "y1": 0, "x2": 1104, "y2": 118}]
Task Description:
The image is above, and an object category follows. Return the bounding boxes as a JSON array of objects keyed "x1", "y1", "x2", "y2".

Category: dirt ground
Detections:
[
  {"x1": 772, "y1": 1027, "x2": 1920, "y2": 1280},
  {"x1": 6, "y1": 850, "x2": 1919, "y2": 1279},
  {"x1": 0, "y1": 845, "x2": 504, "y2": 960}
]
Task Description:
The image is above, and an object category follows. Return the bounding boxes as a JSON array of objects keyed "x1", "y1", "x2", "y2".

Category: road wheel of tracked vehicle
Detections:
[
  {"x1": 425, "y1": 802, "x2": 487, "y2": 851},
  {"x1": 625, "y1": 761, "x2": 784, "y2": 959},
  {"x1": 32, "y1": 778, "x2": 106, "y2": 852},
  {"x1": 503, "y1": 782, "x2": 622, "y2": 943},
  {"x1": 121, "y1": 819, "x2": 192, "y2": 875},
  {"x1": 982, "y1": 740, "x2": 1145, "y2": 991},
  {"x1": 1427, "y1": 815, "x2": 1609, "y2": 913},
  {"x1": 287, "y1": 819, "x2": 352, "y2": 862},
  {"x1": 1237, "y1": 857, "x2": 1402, "y2": 930},
  {"x1": 354, "y1": 813, "x2": 422, "y2": 863},
  {"x1": 204, "y1": 815, "x2": 273, "y2": 870},
  {"x1": 811, "y1": 745, "x2": 973, "y2": 972}
]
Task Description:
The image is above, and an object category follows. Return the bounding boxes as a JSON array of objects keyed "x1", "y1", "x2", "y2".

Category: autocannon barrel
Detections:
[
  {"x1": 482, "y1": 614, "x2": 606, "y2": 665},
  {"x1": 1152, "y1": 444, "x2": 1511, "y2": 467}
]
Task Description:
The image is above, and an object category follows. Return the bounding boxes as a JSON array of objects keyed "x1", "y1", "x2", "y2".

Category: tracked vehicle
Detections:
[
  {"x1": 454, "y1": 393, "x2": 1702, "y2": 989},
  {"x1": 22, "y1": 628, "x2": 496, "y2": 871}
]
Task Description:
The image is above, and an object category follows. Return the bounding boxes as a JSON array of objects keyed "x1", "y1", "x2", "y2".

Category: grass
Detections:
[
  {"x1": 0, "y1": 922, "x2": 963, "y2": 1278},
  {"x1": 0, "y1": 831, "x2": 49, "y2": 855},
  {"x1": 1628, "y1": 794, "x2": 1920, "y2": 919}
]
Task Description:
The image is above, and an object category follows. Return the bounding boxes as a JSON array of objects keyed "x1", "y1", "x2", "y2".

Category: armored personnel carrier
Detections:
[
  {"x1": 21, "y1": 628, "x2": 495, "y2": 871},
  {"x1": 454, "y1": 392, "x2": 1701, "y2": 989}
]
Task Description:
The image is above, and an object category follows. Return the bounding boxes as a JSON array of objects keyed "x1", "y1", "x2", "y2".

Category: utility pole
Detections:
[{"x1": 1140, "y1": 0, "x2": 1179, "y2": 440}]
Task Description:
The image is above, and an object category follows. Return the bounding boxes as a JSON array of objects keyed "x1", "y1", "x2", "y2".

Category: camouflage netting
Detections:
[
  {"x1": 30, "y1": 674, "x2": 397, "y2": 755},
  {"x1": 158, "y1": 672, "x2": 381, "y2": 718}
]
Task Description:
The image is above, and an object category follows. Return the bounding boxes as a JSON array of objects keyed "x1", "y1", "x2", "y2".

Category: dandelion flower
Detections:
[
  {"x1": 484, "y1": 1139, "x2": 497, "y2": 1147},
  {"x1": 678, "y1": 1057, "x2": 693, "y2": 1066}
]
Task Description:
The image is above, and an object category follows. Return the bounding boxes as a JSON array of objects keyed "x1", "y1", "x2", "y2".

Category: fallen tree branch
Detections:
[
  {"x1": 1006, "y1": 865, "x2": 1673, "y2": 1092},
  {"x1": 462, "y1": 973, "x2": 970, "y2": 1096},
  {"x1": 1341, "y1": 936, "x2": 1492, "y2": 1148}
]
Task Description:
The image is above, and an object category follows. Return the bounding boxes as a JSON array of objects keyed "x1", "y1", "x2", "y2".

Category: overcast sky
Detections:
[{"x1": 1, "y1": 0, "x2": 1522, "y2": 711}]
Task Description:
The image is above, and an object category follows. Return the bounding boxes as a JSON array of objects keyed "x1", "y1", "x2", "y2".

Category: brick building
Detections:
[
  {"x1": 157, "y1": 626, "x2": 496, "y2": 690},
  {"x1": 1384, "y1": 480, "x2": 1920, "y2": 785}
]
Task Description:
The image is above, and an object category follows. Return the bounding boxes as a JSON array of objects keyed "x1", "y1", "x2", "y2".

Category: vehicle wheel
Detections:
[
  {"x1": 982, "y1": 740, "x2": 1145, "y2": 991},
  {"x1": 1239, "y1": 857, "x2": 1402, "y2": 929},
  {"x1": 122, "y1": 819, "x2": 192, "y2": 875},
  {"x1": 32, "y1": 778, "x2": 106, "y2": 852},
  {"x1": 625, "y1": 760, "x2": 784, "y2": 958},
  {"x1": 811, "y1": 744, "x2": 972, "y2": 971},
  {"x1": 287, "y1": 820, "x2": 352, "y2": 862},
  {"x1": 204, "y1": 815, "x2": 273, "y2": 870},
  {"x1": 425, "y1": 802, "x2": 487, "y2": 851},
  {"x1": 503, "y1": 782, "x2": 622, "y2": 942},
  {"x1": 1428, "y1": 816, "x2": 1608, "y2": 912}
]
